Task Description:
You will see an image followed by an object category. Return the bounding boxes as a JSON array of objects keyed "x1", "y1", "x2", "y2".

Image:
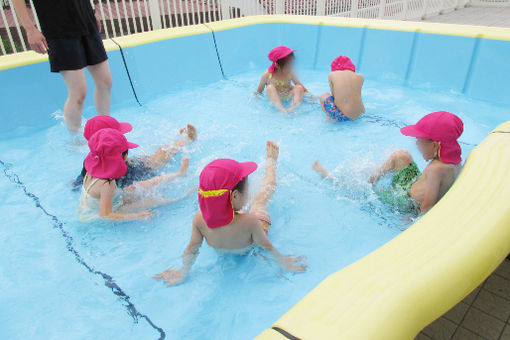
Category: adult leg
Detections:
[
  {"x1": 61, "y1": 69, "x2": 88, "y2": 133},
  {"x1": 266, "y1": 84, "x2": 286, "y2": 113},
  {"x1": 369, "y1": 149, "x2": 413, "y2": 184},
  {"x1": 145, "y1": 124, "x2": 197, "y2": 170},
  {"x1": 87, "y1": 60, "x2": 112, "y2": 115},
  {"x1": 250, "y1": 141, "x2": 279, "y2": 215}
]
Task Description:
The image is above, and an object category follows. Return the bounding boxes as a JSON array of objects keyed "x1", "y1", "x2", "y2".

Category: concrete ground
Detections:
[
  {"x1": 416, "y1": 259, "x2": 510, "y2": 340},
  {"x1": 415, "y1": 6, "x2": 510, "y2": 28}
]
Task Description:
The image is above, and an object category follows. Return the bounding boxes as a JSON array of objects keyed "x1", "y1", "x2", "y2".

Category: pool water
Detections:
[{"x1": 1, "y1": 69, "x2": 508, "y2": 340}]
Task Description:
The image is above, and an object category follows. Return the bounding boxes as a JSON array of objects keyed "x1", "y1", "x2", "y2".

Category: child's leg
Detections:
[
  {"x1": 312, "y1": 160, "x2": 332, "y2": 179},
  {"x1": 369, "y1": 149, "x2": 413, "y2": 184},
  {"x1": 289, "y1": 84, "x2": 304, "y2": 111},
  {"x1": 146, "y1": 124, "x2": 197, "y2": 170},
  {"x1": 249, "y1": 141, "x2": 279, "y2": 231},
  {"x1": 266, "y1": 84, "x2": 287, "y2": 113},
  {"x1": 320, "y1": 93, "x2": 331, "y2": 113},
  {"x1": 124, "y1": 158, "x2": 189, "y2": 193}
]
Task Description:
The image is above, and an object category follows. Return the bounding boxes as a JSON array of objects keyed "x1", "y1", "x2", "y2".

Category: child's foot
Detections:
[
  {"x1": 312, "y1": 160, "x2": 329, "y2": 179},
  {"x1": 178, "y1": 157, "x2": 190, "y2": 176},
  {"x1": 180, "y1": 124, "x2": 197, "y2": 141},
  {"x1": 266, "y1": 141, "x2": 279, "y2": 161}
]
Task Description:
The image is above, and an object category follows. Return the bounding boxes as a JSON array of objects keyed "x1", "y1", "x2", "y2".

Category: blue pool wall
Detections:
[
  {"x1": 0, "y1": 48, "x2": 135, "y2": 135},
  {"x1": 1, "y1": 19, "x2": 510, "y2": 135}
]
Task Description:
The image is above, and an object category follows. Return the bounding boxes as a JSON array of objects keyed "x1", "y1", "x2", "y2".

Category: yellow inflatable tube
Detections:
[{"x1": 257, "y1": 121, "x2": 510, "y2": 340}]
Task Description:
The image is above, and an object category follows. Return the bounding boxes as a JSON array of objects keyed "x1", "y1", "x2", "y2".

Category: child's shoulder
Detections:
[
  {"x1": 236, "y1": 212, "x2": 261, "y2": 229},
  {"x1": 424, "y1": 159, "x2": 452, "y2": 176}
]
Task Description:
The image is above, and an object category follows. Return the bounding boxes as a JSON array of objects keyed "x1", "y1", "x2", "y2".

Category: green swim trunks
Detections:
[
  {"x1": 378, "y1": 162, "x2": 421, "y2": 213},
  {"x1": 392, "y1": 162, "x2": 421, "y2": 194}
]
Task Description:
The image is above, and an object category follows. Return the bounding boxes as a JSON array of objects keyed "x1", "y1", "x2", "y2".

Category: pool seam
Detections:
[
  {"x1": 0, "y1": 159, "x2": 165, "y2": 340},
  {"x1": 111, "y1": 38, "x2": 143, "y2": 106},
  {"x1": 203, "y1": 23, "x2": 227, "y2": 80}
]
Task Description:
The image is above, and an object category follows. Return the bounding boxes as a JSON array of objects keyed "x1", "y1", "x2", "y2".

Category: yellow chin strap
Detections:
[{"x1": 198, "y1": 189, "x2": 229, "y2": 198}]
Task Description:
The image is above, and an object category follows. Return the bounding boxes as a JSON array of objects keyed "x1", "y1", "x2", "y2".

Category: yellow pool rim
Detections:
[{"x1": 256, "y1": 121, "x2": 510, "y2": 340}]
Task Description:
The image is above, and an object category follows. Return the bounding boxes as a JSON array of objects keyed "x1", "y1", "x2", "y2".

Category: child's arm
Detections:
[
  {"x1": 292, "y1": 74, "x2": 309, "y2": 93},
  {"x1": 419, "y1": 166, "x2": 442, "y2": 213},
  {"x1": 256, "y1": 72, "x2": 269, "y2": 94},
  {"x1": 121, "y1": 185, "x2": 197, "y2": 211},
  {"x1": 153, "y1": 216, "x2": 204, "y2": 286},
  {"x1": 98, "y1": 180, "x2": 152, "y2": 220},
  {"x1": 250, "y1": 218, "x2": 306, "y2": 273}
]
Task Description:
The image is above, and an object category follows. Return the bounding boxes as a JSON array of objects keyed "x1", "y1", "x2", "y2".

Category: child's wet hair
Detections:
[
  {"x1": 232, "y1": 177, "x2": 247, "y2": 194},
  {"x1": 275, "y1": 53, "x2": 295, "y2": 70}
]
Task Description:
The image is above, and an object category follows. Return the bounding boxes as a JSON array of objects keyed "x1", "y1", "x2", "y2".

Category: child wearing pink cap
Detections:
[
  {"x1": 313, "y1": 111, "x2": 463, "y2": 214},
  {"x1": 78, "y1": 128, "x2": 190, "y2": 221},
  {"x1": 320, "y1": 56, "x2": 365, "y2": 122},
  {"x1": 72, "y1": 115, "x2": 197, "y2": 191},
  {"x1": 256, "y1": 46, "x2": 309, "y2": 113},
  {"x1": 154, "y1": 141, "x2": 306, "y2": 286}
]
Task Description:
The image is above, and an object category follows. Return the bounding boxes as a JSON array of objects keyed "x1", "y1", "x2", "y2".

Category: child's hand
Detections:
[
  {"x1": 153, "y1": 268, "x2": 185, "y2": 286},
  {"x1": 137, "y1": 210, "x2": 153, "y2": 220},
  {"x1": 279, "y1": 255, "x2": 307, "y2": 273},
  {"x1": 368, "y1": 174, "x2": 378, "y2": 186}
]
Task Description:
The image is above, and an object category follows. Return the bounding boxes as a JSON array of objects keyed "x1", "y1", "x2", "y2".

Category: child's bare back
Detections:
[
  {"x1": 328, "y1": 70, "x2": 365, "y2": 119},
  {"x1": 410, "y1": 159, "x2": 462, "y2": 205},
  {"x1": 192, "y1": 141, "x2": 280, "y2": 251},
  {"x1": 192, "y1": 210, "x2": 261, "y2": 251}
]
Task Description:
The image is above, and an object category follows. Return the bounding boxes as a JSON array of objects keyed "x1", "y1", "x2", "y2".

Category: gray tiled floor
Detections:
[
  {"x1": 411, "y1": 6, "x2": 510, "y2": 28},
  {"x1": 416, "y1": 259, "x2": 510, "y2": 340}
]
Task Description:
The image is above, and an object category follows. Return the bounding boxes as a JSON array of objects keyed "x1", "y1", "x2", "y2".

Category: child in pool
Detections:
[
  {"x1": 320, "y1": 56, "x2": 365, "y2": 122},
  {"x1": 154, "y1": 141, "x2": 307, "y2": 286},
  {"x1": 312, "y1": 111, "x2": 463, "y2": 214},
  {"x1": 73, "y1": 115, "x2": 197, "y2": 190},
  {"x1": 256, "y1": 46, "x2": 309, "y2": 113},
  {"x1": 78, "y1": 128, "x2": 190, "y2": 221}
]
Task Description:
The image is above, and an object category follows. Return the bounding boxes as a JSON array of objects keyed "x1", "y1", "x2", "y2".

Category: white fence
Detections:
[{"x1": 0, "y1": 0, "x2": 482, "y2": 55}]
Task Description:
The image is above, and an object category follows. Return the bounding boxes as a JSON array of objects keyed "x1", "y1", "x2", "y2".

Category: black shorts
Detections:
[{"x1": 47, "y1": 31, "x2": 108, "y2": 73}]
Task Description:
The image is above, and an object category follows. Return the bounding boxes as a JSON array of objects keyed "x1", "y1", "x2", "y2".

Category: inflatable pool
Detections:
[{"x1": 1, "y1": 15, "x2": 509, "y2": 339}]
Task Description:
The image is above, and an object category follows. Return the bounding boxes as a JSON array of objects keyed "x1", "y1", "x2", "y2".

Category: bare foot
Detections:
[
  {"x1": 266, "y1": 141, "x2": 279, "y2": 161},
  {"x1": 178, "y1": 157, "x2": 190, "y2": 176},
  {"x1": 312, "y1": 160, "x2": 329, "y2": 179},
  {"x1": 180, "y1": 124, "x2": 197, "y2": 141}
]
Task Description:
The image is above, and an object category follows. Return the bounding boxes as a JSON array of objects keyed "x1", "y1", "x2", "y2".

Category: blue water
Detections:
[{"x1": 1, "y1": 69, "x2": 509, "y2": 339}]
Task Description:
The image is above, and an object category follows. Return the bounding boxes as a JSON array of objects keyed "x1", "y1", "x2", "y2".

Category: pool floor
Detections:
[{"x1": 1, "y1": 69, "x2": 509, "y2": 339}]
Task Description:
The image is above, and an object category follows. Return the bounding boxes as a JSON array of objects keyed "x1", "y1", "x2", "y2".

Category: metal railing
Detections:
[{"x1": 1, "y1": 0, "x2": 474, "y2": 55}]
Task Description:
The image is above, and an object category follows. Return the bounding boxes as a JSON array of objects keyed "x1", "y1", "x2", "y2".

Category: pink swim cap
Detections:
[
  {"x1": 85, "y1": 128, "x2": 138, "y2": 179},
  {"x1": 268, "y1": 46, "x2": 296, "y2": 73},
  {"x1": 401, "y1": 111, "x2": 464, "y2": 164},
  {"x1": 331, "y1": 56, "x2": 356, "y2": 72},
  {"x1": 198, "y1": 159, "x2": 258, "y2": 229},
  {"x1": 84, "y1": 115, "x2": 132, "y2": 141}
]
